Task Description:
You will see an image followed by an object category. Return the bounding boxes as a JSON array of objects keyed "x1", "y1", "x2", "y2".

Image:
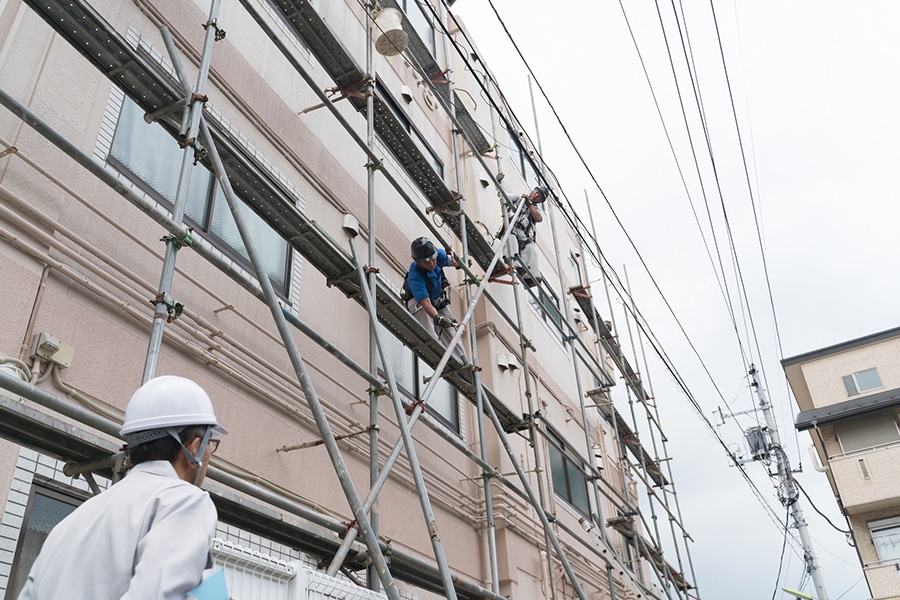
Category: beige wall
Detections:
[{"x1": 799, "y1": 339, "x2": 900, "y2": 409}]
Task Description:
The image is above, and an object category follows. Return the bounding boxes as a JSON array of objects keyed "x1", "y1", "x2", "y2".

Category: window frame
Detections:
[
  {"x1": 400, "y1": 0, "x2": 436, "y2": 56},
  {"x1": 528, "y1": 279, "x2": 566, "y2": 343},
  {"x1": 869, "y1": 516, "x2": 900, "y2": 565},
  {"x1": 377, "y1": 81, "x2": 444, "y2": 179},
  {"x1": 5, "y1": 482, "x2": 88, "y2": 600},
  {"x1": 375, "y1": 323, "x2": 460, "y2": 434},
  {"x1": 107, "y1": 96, "x2": 292, "y2": 297},
  {"x1": 842, "y1": 367, "x2": 883, "y2": 396},
  {"x1": 546, "y1": 428, "x2": 591, "y2": 518}
]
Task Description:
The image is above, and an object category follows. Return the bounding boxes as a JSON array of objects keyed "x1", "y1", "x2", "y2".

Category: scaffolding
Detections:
[{"x1": 0, "y1": 0, "x2": 699, "y2": 598}]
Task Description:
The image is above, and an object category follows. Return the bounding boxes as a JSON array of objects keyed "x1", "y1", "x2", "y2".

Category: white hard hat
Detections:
[{"x1": 120, "y1": 375, "x2": 228, "y2": 437}]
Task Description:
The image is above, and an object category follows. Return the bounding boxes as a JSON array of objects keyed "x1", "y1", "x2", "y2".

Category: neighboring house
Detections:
[
  {"x1": 784, "y1": 326, "x2": 900, "y2": 600},
  {"x1": 0, "y1": 0, "x2": 696, "y2": 599}
]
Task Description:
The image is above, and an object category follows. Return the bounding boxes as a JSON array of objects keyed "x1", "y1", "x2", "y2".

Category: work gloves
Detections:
[{"x1": 433, "y1": 314, "x2": 458, "y2": 329}]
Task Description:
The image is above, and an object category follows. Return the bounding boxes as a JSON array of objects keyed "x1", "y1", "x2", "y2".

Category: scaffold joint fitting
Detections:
[
  {"x1": 339, "y1": 520, "x2": 360, "y2": 539},
  {"x1": 151, "y1": 294, "x2": 184, "y2": 323},
  {"x1": 405, "y1": 399, "x2": 425, "y2": 416},
  {"x1": 161, "y1": 228, "x2": 194, "y2": 248}
]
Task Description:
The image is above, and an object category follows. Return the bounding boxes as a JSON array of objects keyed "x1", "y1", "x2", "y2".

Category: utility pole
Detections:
[{"x1": 738, "y1": 365, "x2": 829, "y2": 600}]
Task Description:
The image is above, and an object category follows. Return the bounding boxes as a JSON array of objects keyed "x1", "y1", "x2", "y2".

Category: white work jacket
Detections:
[{"x1": 18, "y1": 461, "x2": 217, "y2": 600}]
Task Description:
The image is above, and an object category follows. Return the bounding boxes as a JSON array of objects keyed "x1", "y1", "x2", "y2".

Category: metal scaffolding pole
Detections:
[
  {"x1": 439, "y1": 12, "x2": 500, "y2": 590},
  {"x1": 620, "y1": 269, "x2": 677, "y2": 599},
  {"x1": 344, "y1": 238, "x2": 459, "y2": 600},
  {"x1": 142, "y1": 0, "x2": 221, "y2": 383},
  {"x1": 0, "y1": 80, "x2": 630, "y2": 600},
  {"x1": 364, "y1": 3, "x2": 381, "y2": 593},
  {"x1": 196, "y1": 117, "x2": 400, "y2": 599},
  {"x1": 481, "y1": 385, "x2": 588, "y2": 600},
  {"x1": 626, "y1": 269, "x2": 695, "y2": 597},
  {"x1": 0, "y1": 369, "x2": 509, "y2": 600}
]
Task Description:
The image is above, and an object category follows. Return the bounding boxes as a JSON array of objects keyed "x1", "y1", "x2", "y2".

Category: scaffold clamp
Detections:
[
  {"x1": 203, "y1": 18, "x2": 226, "y2": 42},
  {"x1": 339, "y1": 520, "x2": 361, "y2": 540},
  {"x1": 151, "y1": 294, "x2": 184, "y2": 323},
  {"x1": 406, "y1": 399, "x2": 426, "y2": 416},
  {"x1": 161, "y1": 228, "x2": 194, "y2": 248},
  {"x1": 366, "y1": 384, "x2": 390, "y2": 397}
]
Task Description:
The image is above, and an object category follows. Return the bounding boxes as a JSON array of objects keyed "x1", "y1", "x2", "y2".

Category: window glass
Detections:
[
  {"x1": 547, "y1": 430, "x2": 590, "y2": 516},
  {"x1": 374, "y1": 325, "x2": 459, "y2": 433},
  {"x1": 6, "y1": 488, "x2": 81, "y2": 599},
  {"x1": 870, "y1": 517, "x2": 900, "y2": 563},
  {"x1": 402, "y1": 0, "x2": 435, "y2": 56},
  {"x1": 506, "y1": 128, "x2": 538, "y2": 188},
  {"x1": 377, "y1": 323, "x2": 416, "y2": 394},
  {"x1": 834, "y1": 413, "x2": 900, "y2": 454},
  {"x1": 111, "y1": 99, "x2": 213, "y2": 208},
  {"x1": 109, "y1": 97, "x2": 289, "y2": 292},
  {"x1": 208, "y1": 189, "x2": 289, "y2": 288},
  {"x1": 419, "y1": 360, "x2": 459, "y2": 430},
  {"x1": 855, "y1": 368, "x2": 883, "y2": 393},
  {"x1": 529, "y1": 281, "x2": 565, "y2": 342}
]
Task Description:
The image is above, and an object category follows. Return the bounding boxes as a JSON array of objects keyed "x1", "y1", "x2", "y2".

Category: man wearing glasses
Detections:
[{"x1": 19, "y1": 375, "x2": 228, "y2": 600}]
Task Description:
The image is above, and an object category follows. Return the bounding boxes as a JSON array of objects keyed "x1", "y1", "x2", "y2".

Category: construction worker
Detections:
[
  {"x1": 18, "y1": 375, "x2": 228, "y2": 600},
  {"x1": 402, "y1": 237, "x2": 467, "y2": 363},
  {"x1": 505, "y1": 185, "x2": 549, "y2": 287}
]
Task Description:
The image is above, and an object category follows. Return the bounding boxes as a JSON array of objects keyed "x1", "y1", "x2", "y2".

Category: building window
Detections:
[
  {"x1": 529, "y1": 280, "x2": 565, "y2": 342},
  {"x1": 378, "y1": 83, "x2": 443, "y2": 178},
  {"x1": 400, "y1": 0, "x2": 436, "y2": 56},
  {"x1": 378, "y1": 324, "x2": 459, "y2": 432},
  {"x1": 842, "y1": 368, "x2": 883, "y2": 396},
  {"x1": 869, "y1": 517, "x2": 900, "y2": 564},
  {"x1": 108, "y1": 97, "x2": 291, "y2": 293},
  {"x1": 834, "y1": 413, "x2": 900, "y2": 454},
  {"x1": 5, "y1": 485, "x2": 84, "y2": 600},
  {"x1": 546, "y1": 429, "x2": 590, "y2": 516},
  {"x1": 506, "y1": 128, "x2": 538, "y2": 188}
]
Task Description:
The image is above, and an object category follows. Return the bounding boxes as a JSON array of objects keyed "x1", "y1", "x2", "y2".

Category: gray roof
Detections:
[
  {"x1": 795, "y1": 386, "x2": 900, "y2": 431},
  {"x1": 782, "y1": 325, "x2": 900, "y2": 368}
]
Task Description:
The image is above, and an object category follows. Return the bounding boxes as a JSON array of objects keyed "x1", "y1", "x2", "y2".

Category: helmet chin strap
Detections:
[{"x1": 166, "y1": 426, "x2": 213, "y2": 485}]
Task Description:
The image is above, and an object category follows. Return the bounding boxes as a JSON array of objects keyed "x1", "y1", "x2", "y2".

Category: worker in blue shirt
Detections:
[{"x1": 402, "y1": 237, "x2": 467, "y2": 363}]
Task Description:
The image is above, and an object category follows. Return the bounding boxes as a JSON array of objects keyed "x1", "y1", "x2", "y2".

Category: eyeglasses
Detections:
[{"x1": 208, "y1": 439, "x2": 221, "y2": 454}]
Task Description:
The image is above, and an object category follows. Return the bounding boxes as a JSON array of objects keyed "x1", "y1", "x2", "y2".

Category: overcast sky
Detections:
[{"x1": 450, "y1": 1, "x2": 900, "y2": 598}]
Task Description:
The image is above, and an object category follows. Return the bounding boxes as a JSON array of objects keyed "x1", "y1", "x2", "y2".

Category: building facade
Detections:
[
  {"x1": 784, "y1": 326, "x2": 900, "y2": 600},
  {"x1": 0, "y1": 0, "x2": 696, "y2": 598}
]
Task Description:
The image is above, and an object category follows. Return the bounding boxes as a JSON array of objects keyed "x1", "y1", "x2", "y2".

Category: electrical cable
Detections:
[
  {"x1": 794, "y1": 479, "x2": 851, "y2": 535},
  {"x1": 436, "y1": 0, "x2": 806, "y2": 565}
]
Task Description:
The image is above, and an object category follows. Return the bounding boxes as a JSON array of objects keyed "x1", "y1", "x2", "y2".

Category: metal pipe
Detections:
[
  {"x1": 346, "y1": 238, "x2": 458, "y2": 599},
  {"x1": 0, "y1": 82, "x2": 531, "y2": 600},
  {"x1": 481, "y1": 386, "x2": 588, "y2": 600},
  {"x1": 364, "y1": 5, "x2": 381, "y2": 592},
  {"x1": 197, "y1": 117, "x2": 400, "y2": 599},
  {"x1": 440, "y1": 9, "x2": 499, "y2": 591},
  {"x1": 621, "y1": 268, "x2": 675, "y2": 599},
  {"x1": 142, "y1": 0, "x2": 221, "y2": 383}
]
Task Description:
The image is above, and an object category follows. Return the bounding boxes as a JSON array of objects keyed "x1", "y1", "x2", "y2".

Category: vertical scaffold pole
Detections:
[
  {"x1": 529, "y1": 76, "x2": 613, "y2": 599},
  {"x1": 626, "y1": 268, "x2": 696, "y2": 598},
  {"x1": 196, "y1": 118, "x2": 401, "y2": 600},
  {"x1": 364, "y1": 3, "x2": 380, "y2": 592},
  {"x1": 439, "y1": 11, "x2": 499, "y2": 591},
  {"x1": 347, "y1": 239, "x2": 459, "y2": 600},
  {"x1": 142, "y1": 0, "x2": 221, "y2": 382}
]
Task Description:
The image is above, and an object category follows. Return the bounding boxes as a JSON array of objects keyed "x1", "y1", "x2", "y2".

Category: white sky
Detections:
[{"x1": 450, "y1": 1, "x2": 900, "y2": 598}]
